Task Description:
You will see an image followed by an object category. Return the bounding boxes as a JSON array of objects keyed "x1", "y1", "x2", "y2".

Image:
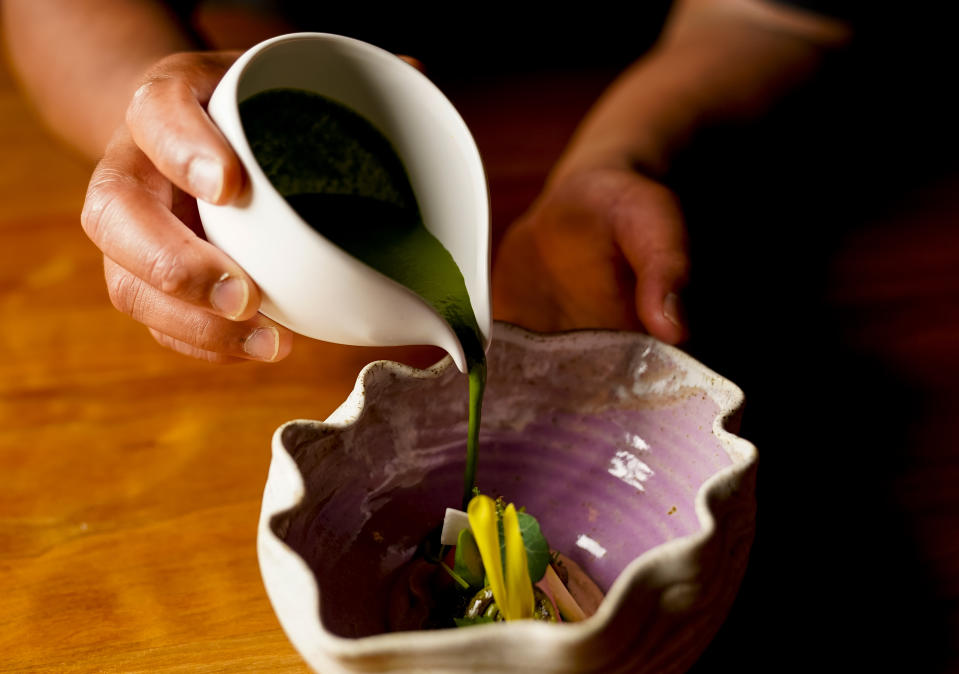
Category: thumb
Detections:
[{"x1": 611, "y1": 178, "x2": 690, "y2": 344}]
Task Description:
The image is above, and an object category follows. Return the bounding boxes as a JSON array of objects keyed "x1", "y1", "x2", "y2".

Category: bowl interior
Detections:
[{"x1": 271, "y1": 329, "x2": 736, "y2": 638}]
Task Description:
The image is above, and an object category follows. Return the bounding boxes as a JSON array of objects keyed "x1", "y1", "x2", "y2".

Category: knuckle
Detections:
[
  {"x1": 147, "y1": 51, "x2": 199, "y2": 76},
  {"x1": 106, "y1": 267, "x2": 145, "y2": 318},
  {"x1": 126, "y1": 79, "x2": 158, "y2": 129},
  {"x1": 181, "y1": 311, "x2": 231, "y2": 357},
  {"x1": 130, "y1": 50, "x2": 228, "y2": 112},
  {"x1": 191, "y1": 318, "x2": 221, "y2": 352},
  {"x1": 134, "y1": 52, "x2": 223, "y2": 100},
  {"x1": 145, "y1": 243, "x2": 194, "y2": 297},
  {"x1": 81, "y1": 171, "x2": 134, "y2": 243},
  {"x1": 141, "y1": 53, "x2": 181, "y2": 79},
  {"x1": 132, "y1": 53, "x2": 191, "y2": 93},
  {"x1": 126, "y1": 69, "x2": 179, "y2": 129}
]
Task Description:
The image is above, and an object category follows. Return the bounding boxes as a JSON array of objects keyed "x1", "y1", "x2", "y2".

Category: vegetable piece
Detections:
[
  {"x1": 555, "y1": 552, "x2": 605, "y2": 617},
  {"x1": 440, "y1": 507, "x2": 470, "y2": 546},
  {"x1": 453, "y1": 528, "x2": 485, "y2": 588},
  {"x1": 541, "y1": 563, "x2": 588, "y2": 622},
  {"x1": 464, "y1": 587, "x2": 496, "y2": 619}
]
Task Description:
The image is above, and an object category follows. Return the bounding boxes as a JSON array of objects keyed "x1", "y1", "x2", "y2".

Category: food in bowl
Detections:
[{"x1": 386, "y1": 492, "x2": 606, "y2": 632}]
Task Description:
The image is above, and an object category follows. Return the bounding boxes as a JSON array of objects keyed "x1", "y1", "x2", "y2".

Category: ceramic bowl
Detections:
[
  {"x1": 258, "y1": 323, "x2": 757, "y2": 673},
  {"x1": 197, "y1": 33, "x2": 490, "y2": 372}
]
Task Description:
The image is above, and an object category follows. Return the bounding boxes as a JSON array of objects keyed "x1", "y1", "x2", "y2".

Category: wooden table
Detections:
[{"x1": 2, "y1": 35, "x2": 957, "y2": 673}]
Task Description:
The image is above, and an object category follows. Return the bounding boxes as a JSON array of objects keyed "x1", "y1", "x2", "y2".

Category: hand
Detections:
[
  {"x1": 492, "y1": 165, "x2": 689, "y2": 344},
  {"x1": 81, "y1": 52, "x2": 294, "y2": 363}
]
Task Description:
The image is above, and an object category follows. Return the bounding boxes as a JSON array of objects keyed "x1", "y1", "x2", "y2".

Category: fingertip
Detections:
[
  {"x1": 636, "y1": 286, "x2": 688, "y2": 345},
  {"x1": 242, "y1": 324, "x2": 294, "y2": 362},
  {"x1": 660, "y1": 291, "x2": 689, "y2": 344},
  {"x1": 188, "y1": 148, "x2": 244, "y2": 205},
  {"x1": 210, "y1": 272, "x2": 260, "y2": 321},
  {"x1": 218, "y1": 151, "x2": 245, "y2": 203},
  {"x1": 188, "y1": 156, "x2": 226, "y2": 203},
  {"x1": 274, "y1": 327, "x2": 295, "y2": 361}
]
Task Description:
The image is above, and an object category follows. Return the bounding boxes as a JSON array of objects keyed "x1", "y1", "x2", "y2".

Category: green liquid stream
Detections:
[{"x1": 241, "y1": 88, "x2": 486, "y2": 508}]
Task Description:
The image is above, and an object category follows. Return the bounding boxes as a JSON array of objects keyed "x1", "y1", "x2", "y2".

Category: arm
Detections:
[
  {"x1": 492, "y1": 0, "x2": 851, "y2": 342},
  {"x1": 1, "y1": 0, "x2": 199, "y2": 158}
]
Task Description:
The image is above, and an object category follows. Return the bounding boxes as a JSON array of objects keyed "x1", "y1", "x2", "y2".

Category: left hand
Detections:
[{"x1": 492, "y1": 164, "x2": 689, "y2": 344}]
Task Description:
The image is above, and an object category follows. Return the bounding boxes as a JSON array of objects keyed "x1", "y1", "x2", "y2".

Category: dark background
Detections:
[{"x1": 215, "y1": 2, "x2": 959, "y2": 669}]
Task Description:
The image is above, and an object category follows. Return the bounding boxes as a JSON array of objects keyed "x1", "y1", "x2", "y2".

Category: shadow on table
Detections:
[{"x1": 683, "y1": 17, "x2": 958, "y2": 672}]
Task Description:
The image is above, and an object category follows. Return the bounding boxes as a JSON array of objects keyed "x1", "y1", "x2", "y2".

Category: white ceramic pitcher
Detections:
[{"x1": 197, "y1": 33, "x2": 490, "y2": 372}]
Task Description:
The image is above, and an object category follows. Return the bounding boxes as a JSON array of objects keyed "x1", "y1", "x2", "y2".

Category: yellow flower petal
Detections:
[
  {"x1": 503, "y1": 503, "x2": 535, "y2": 620},
  {"x1": 467, "y1": 495, "x2": 508, "y2": 617}
]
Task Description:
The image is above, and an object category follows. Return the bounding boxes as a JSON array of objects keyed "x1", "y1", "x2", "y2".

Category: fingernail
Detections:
[
  {"x1": 188, "y1": 156, "x2": 224, "y2": 202},
  {"x1": 210, "y1": 274, "x2": 249, "y2": 320},
  {"x1": 663, "y1": 292, "x2": 684, "y2": 329},
  {"x1": 244, "y1": 326, "x2": 280, "y2": 361}
]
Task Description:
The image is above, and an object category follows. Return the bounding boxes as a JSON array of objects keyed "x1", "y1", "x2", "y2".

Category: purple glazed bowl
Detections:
[{"x1": 258, "y1": 322, "x2": 757, "y2": 673}]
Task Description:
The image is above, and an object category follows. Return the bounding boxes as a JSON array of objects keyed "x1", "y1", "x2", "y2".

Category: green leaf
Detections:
[
  {"x1": 499, "y1": 510, "x2": 550, "y2": 583},
  {"x1": 453, "y1": 528, "x2": 485, "y2": 588}
]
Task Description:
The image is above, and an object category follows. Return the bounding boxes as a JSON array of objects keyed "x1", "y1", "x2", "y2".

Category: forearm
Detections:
[
  {"x1": 1, "y1": 0, "x2": 200, "y2": 159},
  {"x1": 552, "y1": 0, "x2": 852, "y2": 182}
]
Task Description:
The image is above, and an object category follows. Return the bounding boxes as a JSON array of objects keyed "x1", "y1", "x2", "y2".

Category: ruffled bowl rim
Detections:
[{"x1": 258, "y1": 322, "x2": 758, "y2": 660}]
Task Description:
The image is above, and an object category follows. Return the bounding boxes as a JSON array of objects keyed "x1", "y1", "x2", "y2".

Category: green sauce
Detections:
[{"x1": 241, "y1": 89, "x2": 486, "y2": 509}]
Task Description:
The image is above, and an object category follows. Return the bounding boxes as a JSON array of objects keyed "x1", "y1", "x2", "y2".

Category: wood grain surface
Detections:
[{"x1": 2, "y1": 23, "x2": 957, "y2": 674}]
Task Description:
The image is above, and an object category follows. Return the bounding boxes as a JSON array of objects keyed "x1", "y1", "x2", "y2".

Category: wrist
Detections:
[{"x1": 548, "y1": 56, "x2": 700, "y2": 187}]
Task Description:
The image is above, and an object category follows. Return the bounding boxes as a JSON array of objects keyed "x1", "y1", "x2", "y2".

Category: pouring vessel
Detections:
[{"x1": 198, "y1": 33, "x2": 491, "y2": 372}]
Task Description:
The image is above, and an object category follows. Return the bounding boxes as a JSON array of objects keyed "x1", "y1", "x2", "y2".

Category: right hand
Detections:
[{"x1": 81, "y1": 51, "x2": 294, "y2": 363}]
